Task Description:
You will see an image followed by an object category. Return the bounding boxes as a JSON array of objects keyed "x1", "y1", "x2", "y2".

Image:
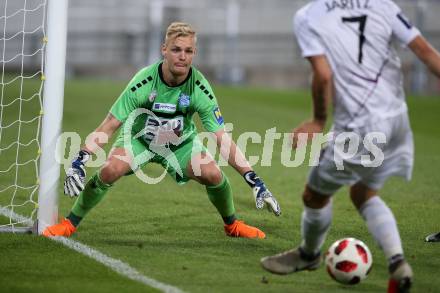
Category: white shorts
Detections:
[{"x1": 308, "y1": 112, "x2": 414, "y2": 195}]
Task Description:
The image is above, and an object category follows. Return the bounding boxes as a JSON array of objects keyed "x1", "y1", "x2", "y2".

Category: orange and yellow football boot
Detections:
[
  {"x1": 224, "y1": 220, "x2": 265, "y2": 239},
  {"x1": 42, "y1": 218, "x2": 76, "y2": 237}
]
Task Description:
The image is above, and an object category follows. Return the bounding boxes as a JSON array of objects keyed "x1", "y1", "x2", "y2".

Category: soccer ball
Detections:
[{"x1": 325, "y1": 238, "x2": 373, "y2": 285}]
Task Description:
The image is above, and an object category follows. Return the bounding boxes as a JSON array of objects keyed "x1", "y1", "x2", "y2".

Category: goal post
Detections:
[
  {"x1": 0, "y1": 0, "x2": 68, "y2": 234},
  {"x1": 36, "y1": 0, "x2": 68, "y2": 234}
]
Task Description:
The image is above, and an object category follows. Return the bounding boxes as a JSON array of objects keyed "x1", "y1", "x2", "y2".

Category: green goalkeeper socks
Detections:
[
  {"x1": 205, "y1": 173, "x2": 236, "y2": 223},
  {"x1": 66, "y1": 212, "x2": 82, "y2": 227},
  {"x1": 69, "y1": 171, "x2": 235, "y2": 227},
  {"x1": 70, "y1": 171, "x2": 112, "y2": 219}
]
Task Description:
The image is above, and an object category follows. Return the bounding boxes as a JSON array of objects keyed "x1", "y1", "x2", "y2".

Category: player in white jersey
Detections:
[{"x1": 261, "y1": 0, "x2": 440, "y2": 292}]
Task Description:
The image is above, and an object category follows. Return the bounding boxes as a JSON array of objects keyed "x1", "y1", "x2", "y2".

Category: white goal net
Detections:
[{"x1": 0, "y1": 0, "x2": 47, "y2": 232}]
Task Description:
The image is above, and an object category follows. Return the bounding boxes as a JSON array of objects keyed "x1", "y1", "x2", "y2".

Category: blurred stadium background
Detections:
[{"x1": 3, "y1": 0, "x2": 440, "y2": 93}]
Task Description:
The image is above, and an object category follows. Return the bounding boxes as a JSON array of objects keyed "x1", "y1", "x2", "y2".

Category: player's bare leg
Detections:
[
  {"x1": 43, "y1": 148, "x2": 133, "y2": 237},
  {"x1": 99, "y1": 147, "x2": 134, "y2": 184},
  {"x1": 261, "y1": 185, "x2": 329, "y2": 273},
  {"x1": 187, "y1": 152, "x2": 265, "y2": 239},
  {"x1": 351, "y1": 182, "x2": 412, "y2": 293}
]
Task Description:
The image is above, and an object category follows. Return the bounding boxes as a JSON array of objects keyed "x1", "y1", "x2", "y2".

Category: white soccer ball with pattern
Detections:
[{"x1": 325, "y1": 238, "x2": 373, "y2": 285}]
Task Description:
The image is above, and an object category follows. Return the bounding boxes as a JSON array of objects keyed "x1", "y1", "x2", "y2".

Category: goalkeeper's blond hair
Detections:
[{"x1": 165, "y1": 22, "x2": 197, "y2": 44}]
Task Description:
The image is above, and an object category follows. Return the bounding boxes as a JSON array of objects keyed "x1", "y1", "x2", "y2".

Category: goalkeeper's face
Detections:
[{"x1": 162, "y1": 36, "x2": 196, "y2": 78}]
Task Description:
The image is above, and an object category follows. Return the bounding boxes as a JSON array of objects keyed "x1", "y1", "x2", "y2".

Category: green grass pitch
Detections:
[{"x1": 1, "y1": 78, "x2": 439, "y2": 292}]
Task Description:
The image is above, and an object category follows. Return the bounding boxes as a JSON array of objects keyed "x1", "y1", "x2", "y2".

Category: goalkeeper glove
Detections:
[
  {"x1": 243, "y1": 171, "x2": 281, "y2": 216},
  {"x1": 64, "y1": 150, "x2": 90, "y2": 197}
]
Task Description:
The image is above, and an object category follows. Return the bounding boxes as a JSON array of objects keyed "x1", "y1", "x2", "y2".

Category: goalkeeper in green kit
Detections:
[{"x1": 43, "y1": 22, "x2": 280, "y2": 239}]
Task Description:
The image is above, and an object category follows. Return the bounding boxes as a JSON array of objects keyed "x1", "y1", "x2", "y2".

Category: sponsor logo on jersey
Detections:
[
  {"x1": 213, "y1": 107, "x2": 224, "y2": 125},
  {"x1": 153, "y1": 102, "x2": 176, "y2": 113},
  {"x1": 148, "y1": 90, "x2": 157, "y2": 102},
  {"x1": 178, "y1": 93, "x2": 190, "y2": 108}
]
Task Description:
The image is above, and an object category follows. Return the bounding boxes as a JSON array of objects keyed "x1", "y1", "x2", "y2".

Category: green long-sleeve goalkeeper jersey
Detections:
[{"x1": 110, "y1": 61, "x2": 225, "y2": 147}]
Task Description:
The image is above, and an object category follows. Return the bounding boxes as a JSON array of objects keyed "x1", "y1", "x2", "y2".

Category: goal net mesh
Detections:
[{"x1": 0, "y1": 0, "x2": 47, "y2": 230}]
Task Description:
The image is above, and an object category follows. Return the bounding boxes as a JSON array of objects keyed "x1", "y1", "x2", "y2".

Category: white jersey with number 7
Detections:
[{"x1": 294, "y1": 0, "x2": 420, "y2": 129}]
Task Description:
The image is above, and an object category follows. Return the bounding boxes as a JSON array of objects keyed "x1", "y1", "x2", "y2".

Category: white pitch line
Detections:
[
  {"x1": 51, "y1": 236, "x2": 184, "y2": 293},
  {"x1": 0, "y1": 206, "x2": 33, "y2": 226},
  {"x1": 0, "y1": 206, "x2": 185, "y2": 293}
]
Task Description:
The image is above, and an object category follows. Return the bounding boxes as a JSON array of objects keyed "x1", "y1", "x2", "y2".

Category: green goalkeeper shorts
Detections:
[{"x1": 112, "y1": 133, "x2": 207, "y2": 185}]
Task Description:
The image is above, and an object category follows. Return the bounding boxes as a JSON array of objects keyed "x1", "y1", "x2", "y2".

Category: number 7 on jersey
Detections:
[{"x1": 342, "y1": 15, "x2": 368, "y2": 64}]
